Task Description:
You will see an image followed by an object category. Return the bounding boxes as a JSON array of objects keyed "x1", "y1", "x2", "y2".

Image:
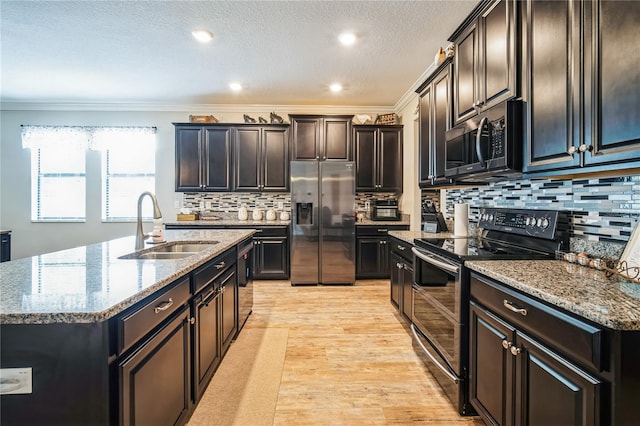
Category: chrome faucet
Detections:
[{"x1": 135, "y1": 191, "x2": 163, "y2": 250}]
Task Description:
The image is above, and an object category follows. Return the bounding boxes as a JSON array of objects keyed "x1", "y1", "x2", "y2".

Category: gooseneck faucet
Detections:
[{"x1": 135, "y1": 191, "x2": 163, "y2": 250}]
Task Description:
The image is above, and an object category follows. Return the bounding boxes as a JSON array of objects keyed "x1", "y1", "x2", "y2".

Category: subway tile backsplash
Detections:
[
  {"x1": 182, "y1": 192, "x2": 291, "y2": 213},
  {"x1": 440, "y1": 175, "x2": 640, "y2": 255}
]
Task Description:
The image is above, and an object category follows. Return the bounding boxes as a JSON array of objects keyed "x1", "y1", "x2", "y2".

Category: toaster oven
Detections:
[{"x1": 372, "y1": 199, "x2": 400, "y2": 221}]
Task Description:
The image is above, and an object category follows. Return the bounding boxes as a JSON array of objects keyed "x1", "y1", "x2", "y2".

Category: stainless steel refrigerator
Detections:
[{"x1": 290, "y1": 161, "x2": 356, "y2": 285}]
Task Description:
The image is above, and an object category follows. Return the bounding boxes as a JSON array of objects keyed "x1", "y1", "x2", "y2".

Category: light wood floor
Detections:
[{"x1": 242, "y1": 279, "x2": 484, "y2": 425}]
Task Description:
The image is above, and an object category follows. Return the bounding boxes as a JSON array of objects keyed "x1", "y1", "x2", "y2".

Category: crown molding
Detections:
[{"x1": 393, "y1": 61, "x2": 439, "y2": 113}]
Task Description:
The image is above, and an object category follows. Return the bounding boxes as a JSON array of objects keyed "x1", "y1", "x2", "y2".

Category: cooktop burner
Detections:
[{"x1": 414, "y1": 208, "x2": 570, "y2": 263}]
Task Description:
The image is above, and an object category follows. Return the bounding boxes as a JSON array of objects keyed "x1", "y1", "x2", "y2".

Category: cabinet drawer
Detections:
[
  {"x1": 252, "y1": 226, "x2": 288, "y2": 238},
  {"x1": 389, "y1": 237, "x2": 413, "y2": 263},
  {"x1": 470, "y1": 273, "x2": 604, "y2": 372},
  {"x1": 193, "y1": 250, "x2": 236, "y2": 294},
  {"x1": 117, "y1": 277, "x2": 190, "y2": 354}
]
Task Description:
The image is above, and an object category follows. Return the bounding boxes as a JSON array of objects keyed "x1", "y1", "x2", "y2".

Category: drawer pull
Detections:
[
  {"x1": 503, "y1": 299, "x2": 527, "y2": 316},
  {"x1": 154, "y1": 298, "x2": 174, "y2": 314},
  {"x1": 215, "y1": 261, "x2": 226, "y2": 270},
  {"x1": 377, "y1": 228, "x2": 388, "y2": 233},
  {"x1": 397, "y1": 245, "x2": 406, "y2": 251}
]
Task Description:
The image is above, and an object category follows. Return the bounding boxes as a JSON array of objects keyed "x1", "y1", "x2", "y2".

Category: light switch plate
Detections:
[{"x1": 0, "y1": 368, "x2": 32, "y2": 395}]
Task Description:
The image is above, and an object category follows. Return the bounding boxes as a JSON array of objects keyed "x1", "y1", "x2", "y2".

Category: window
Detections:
[
  {"x1": 93, "y1": 128, "x2": 156, "y2": 221},
  {"x1": 22, "y1": 126, "x2": 88, "y2": 221}
]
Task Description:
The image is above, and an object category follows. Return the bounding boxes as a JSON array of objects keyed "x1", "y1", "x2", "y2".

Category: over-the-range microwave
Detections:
[{"x1": 444, "y1": 99, "x2": 523, "y2": 182}]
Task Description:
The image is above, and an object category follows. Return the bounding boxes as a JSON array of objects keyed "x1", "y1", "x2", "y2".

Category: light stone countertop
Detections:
[
  {"x1": 356, "y1": 218, "x2": 410, "y2": 226},
  {"x1": 466, "y1": 260, "x2": 640, "y2": 331},
  {"x1": 387, "y1": 230, "x2": 454, "y2": 244},
  {"x1": 165, "y1": 219, "x2": 290, "y2": 227},
  {"x1": 0, "y1": 229, "x2": 255, "y2": 325}
]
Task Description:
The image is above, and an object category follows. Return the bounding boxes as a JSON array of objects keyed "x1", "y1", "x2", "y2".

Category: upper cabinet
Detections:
[
  {"x1": 451, "y1": 0, "x2": 518, "y2": 124},
  {"x1": 234, "y1": 125, "x2": 289, "y2": 192},
  {"x1": 289, "y1": 115, "x2": 353, "y2": 161},
  {"x1": 523, "y1": 0, "x2": 640, "y2": 175},
  {"x1": 417, "y1": 59, "x2": 454, "y2": 188},
  {"x1": 354, "y1": 125, "x2": 403, "y2": 193},
  {"x1": 175, "y1": 125, "x2": 233, "y2": 192}
]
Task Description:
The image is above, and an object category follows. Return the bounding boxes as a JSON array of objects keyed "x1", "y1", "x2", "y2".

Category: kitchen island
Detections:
[{"x1": 0, "y1": 229, "x2": 254, "y2": 425}]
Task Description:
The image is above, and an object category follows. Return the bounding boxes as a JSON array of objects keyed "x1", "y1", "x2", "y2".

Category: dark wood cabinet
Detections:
[
  {"x1": 451, "y1": 0, "x2": 517, "y2": 124},
  {"x1": 469, "y1": 273, "x2": 606, "y2": 426},
  {"x1": 119, "y1": 306, "x2": 191, "y2": 426},
  {"x1": 389, "y1": 237, "x2": 413, "y2": 321},
  {"x1": 252, "y1": 226, "x2": 289, "y2": 279},
  {"x1": 523, "y1": 0, "x2": 640, "y2": 176},
  {"x1": 354, "y1": 125, "x2": 403, "y2": 192},
  {"x1": 192, "y1": 281, "x2": 221, "y2": 402},
  {"x1": 417, "y1": 60, "x2": 454, "y2": 187},
  {"x1": 234, "y1": 125, "x2": 289, "y2": 192},
  {"x1": 219, "y1": 267, "x2": 237, "y2": 355},
  {"x1": 175, "y1": 125, "x2": 233, "y2": 192},
  {"x1": 290, "y1": 115, "x2": 353, "y2": 161},
  {"x1": 356, "y1": 225, "x2": 408, "y2": 279}
]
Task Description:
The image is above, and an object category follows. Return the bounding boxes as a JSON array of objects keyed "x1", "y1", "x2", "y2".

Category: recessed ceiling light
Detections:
[
  {"x1": 338, "y1": 32, "x2": 357, "y2": 46},
  {"x1": 330, "y1": 83, "x2": 343, "y2": 93},
  {"x1": 229, "y1": 82, "x2": 243, "y2": 92},
  {"x1": 192, "y1": 29, "x2": 214, "y2": 43}
]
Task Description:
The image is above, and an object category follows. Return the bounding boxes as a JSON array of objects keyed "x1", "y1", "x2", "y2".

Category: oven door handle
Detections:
[
  {"x1": 412, "y1": 247, "x2": 460, "y2": 274},
  {"x1": 411, "y1": 324, "x2": 459, "y2": 384}
]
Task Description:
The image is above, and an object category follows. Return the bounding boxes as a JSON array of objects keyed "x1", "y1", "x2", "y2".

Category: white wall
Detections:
[{"x1": 0, "y1": 106, "x2": 391, "y2": 259}]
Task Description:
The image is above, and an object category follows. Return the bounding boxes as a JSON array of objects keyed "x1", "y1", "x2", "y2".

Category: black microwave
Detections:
[{"x1": 444, "y1": 100, "x2": 523, "y2": 182}]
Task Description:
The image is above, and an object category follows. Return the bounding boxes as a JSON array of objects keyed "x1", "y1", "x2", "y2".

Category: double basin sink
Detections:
[{"x1": 119, "y1": 241, "x2": 219, "y2": 260}]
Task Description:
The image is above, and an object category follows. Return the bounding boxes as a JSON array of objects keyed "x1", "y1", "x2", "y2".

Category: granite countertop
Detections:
[
  {"x1": 466, "y1": 260, "x2": 640, "y2": 331},
  {"x1": 0, "y1": 229, "x2": 255, "y2": 325},
  {"x1": 388, "y1": 230, "x2": 454, "y2": 244},
  {"x1": 357, "y1": 218, "x2": 410, "y2": 226},
  {"x1": 165, "y1": 219, "x2": 290, "y2": 227}
]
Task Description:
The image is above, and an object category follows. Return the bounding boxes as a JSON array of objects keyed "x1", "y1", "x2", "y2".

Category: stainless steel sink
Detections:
[{"x1": 118, "y1": 241, "x2": 219, "y2": 260}]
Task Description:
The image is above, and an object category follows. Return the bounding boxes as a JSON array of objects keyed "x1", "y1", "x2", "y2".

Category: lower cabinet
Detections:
[
  {"x1": 253, "y1": 227, "x2": 289, "y2": 279},
  {"x1": 389, "y1": 237, "x2": 413, "y2": 321},
  {"x1": 469, "y1": 272, "x2": 605, "y2": 426},
  {"x1": 356, "y1": 225, "x2": 409, "y2": 279},
  {"x1": 119, "y1": 306, "x2": 192, "y2": 426}
]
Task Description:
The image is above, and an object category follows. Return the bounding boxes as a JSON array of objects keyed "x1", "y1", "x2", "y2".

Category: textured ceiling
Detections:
[{"x1": 0, "y1": 0, "x2": 477, "y2": 107}]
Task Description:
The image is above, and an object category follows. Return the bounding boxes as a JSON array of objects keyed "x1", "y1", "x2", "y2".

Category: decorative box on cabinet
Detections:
[
  {"x1": 289, "y1": 115, "x2": 353, "y2": 161},
  {"x1": 353, "y1": 125, "x2": 403, "y2": 192},
  {"x1": 523, "y1": 0, "x2": 640, "y2": 176},
  {"x1": 417, "y1": 59, "x2": 454, "y2": 187},
  {"x1": 450, "y1": 0, "x2": 518, "y2": 124}
]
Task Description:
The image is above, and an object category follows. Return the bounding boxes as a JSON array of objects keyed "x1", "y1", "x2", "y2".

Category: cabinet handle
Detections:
[
  {"x1": 397, "y1": 245, "x2": 406, "y2": 251},
  {"x1": 189, "y1": 317, "x2": 196, "y2": 325},
  {"x1": 377, "y1": 229, "x2": 388, "y2": 233},
  {"x1": 568, "y1": 146, "x2": 578, "y2": 155},
  {"x1": 154, "y1": 298, "x2": 174, "y2": 314},
  {"x1": 215, "y1": 261, "x2": 226, "y2": 270},
  {"x1": 510, "y1": 346, "x2": 522, "y2": 356},
  {"x1": 503, "y1": 299, "x2": 527, "y2": 316},
  {"x1": 396, "y1": 262, "x2": 402, "y2": 269},
  {"x1": 427, "y1": 175, "x2": 435, "y2": 179},
  {"x1": 501, "y1": 340, "x2": 512, "y2": 350},
  {"x1": 221, "y1": 285, "x2": 226, "y2": 293},
  {"x1": 578, "y1": 144, "x2": 593, "y2": 153}
]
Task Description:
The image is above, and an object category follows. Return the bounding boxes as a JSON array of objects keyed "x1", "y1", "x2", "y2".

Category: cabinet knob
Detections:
[
  {"x1": 578, "y1": 144, "x2": 593, "y2": 153},
  {"x1": 501, "y1": 340, "x2": 511, "y2": 350},
  {"x1": 510, "y1": 346, "x2": 522, "y2": 356},
  {"x1": 189, "y1": 317, "x2": 196, "y2": 325},
  {"x1": 568, "y1": 146, "x2": 578, "y2": 155},
  {"x1": 397, "y1": 245, "x2": 406, "y2": 251},
  {"x1": 396, "y1": 262, "x2": 402, "y2": 269},
  {"x1": 427, "y1": 175, "x2": 435, "y2": 180}
]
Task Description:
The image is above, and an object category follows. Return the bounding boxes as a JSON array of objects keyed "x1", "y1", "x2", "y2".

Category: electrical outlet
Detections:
[
  {"x1": 0, "y1": 368, "x2": 32, "y2": 395},
  {"x1": 364, "y1": 201, "x2": 370, "y2": 210},
  {"x1": 277, "y1": 202, "x2": 284, "y2": 210}
]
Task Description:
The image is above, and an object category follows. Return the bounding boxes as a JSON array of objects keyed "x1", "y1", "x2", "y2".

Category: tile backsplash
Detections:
[
  {"x1": 439, "y1": 175, "x2": 640, "y2": 256},
  {"x1": 182, "y1": 192, "x2": 291, "y2": 213}
]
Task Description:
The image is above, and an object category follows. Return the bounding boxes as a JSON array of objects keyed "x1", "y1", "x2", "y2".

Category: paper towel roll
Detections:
[{"x1": 454, "y1": 203, "x2": 469, "y2": 236}]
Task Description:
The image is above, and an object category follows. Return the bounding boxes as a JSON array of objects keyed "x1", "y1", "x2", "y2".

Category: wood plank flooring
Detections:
[{"x1": 238, "y1": 279, "x2": 484, "y2": 425}]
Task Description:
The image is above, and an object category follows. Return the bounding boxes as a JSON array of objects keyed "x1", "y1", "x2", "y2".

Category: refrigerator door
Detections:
[
  {"x1": 290, "y1": 161, "x2": 320, "y2": 285},
  {"x1": 320, "y1": 162, "x2": 355, "y2": 285}
]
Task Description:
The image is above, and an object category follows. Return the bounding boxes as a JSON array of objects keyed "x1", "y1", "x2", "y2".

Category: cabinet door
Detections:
[
  {"x1": 401, "y1": 263, "x2": 413, "y2": 321},
  {"x1": 175, "y1": 126, "x2": 203, "y2": 191},
  {"x1": 119, "y1": 307, "x2": 191, "y2": 426},
  {"x1": 419, "y1": 83, "x2": 434, "y2": 187},
  {"x1": 253, "y1": 238, "x2": 288, "y2": 279},
  {"x1": 262, "y1": 127, "x2": 289, "y2": 191},
  {"x1": 291, "y1": 117, "x2": 321, "y2": 160},
  {"x1": 203, "y1": 127, "x2": 233, "y2": 191},
  {"x1": 378, "y1": 127, "x2": 403, "y2": 192},
  {"x1": 454, "y1": 22, "x2": 478, "y2": 123},
  {"x1": 234, "y1": 127, "x2": 261, "y2": 191},
  {"x1": 356, "y1": 237, "x2": 388, "y2": 278},
  {"x1": 479, "y1": 0, "x2": 516, "y2": 108},
  {"x1": 515, "y1": 332, "x2": 602, "y2": 426},
  {"x1": 523, "y1": 0, "x2": 581, "y2": 173},
  {"x1": 390, "y1": 252, "x2": 402, "y2": 309},
  {"x1": 354, "y1": 127, "x2": 377, "y2": 191},
  {"x1": 323, "y1": 117, "x2": 352, "y2": 161},
  {"x1": 584, "y1": 0, "x2": 640, "y2": 166},
  {"x1": 192, "y1": 288, "x2": 220, "y2": 402},
  {"x1": 469, "y1": 302, "x2": 516, "y2": 426},
  {"x1": 432, "y1": 65, "x2": 453, "y2": 185},
  {"x1": 219, "y1": 268, "x2": 237, "y2": 356}
]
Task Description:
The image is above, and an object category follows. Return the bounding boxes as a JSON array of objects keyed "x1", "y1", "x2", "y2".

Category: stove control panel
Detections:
[{"x1": 478, "y1": 208, "x2": 562, "y2": 239}]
